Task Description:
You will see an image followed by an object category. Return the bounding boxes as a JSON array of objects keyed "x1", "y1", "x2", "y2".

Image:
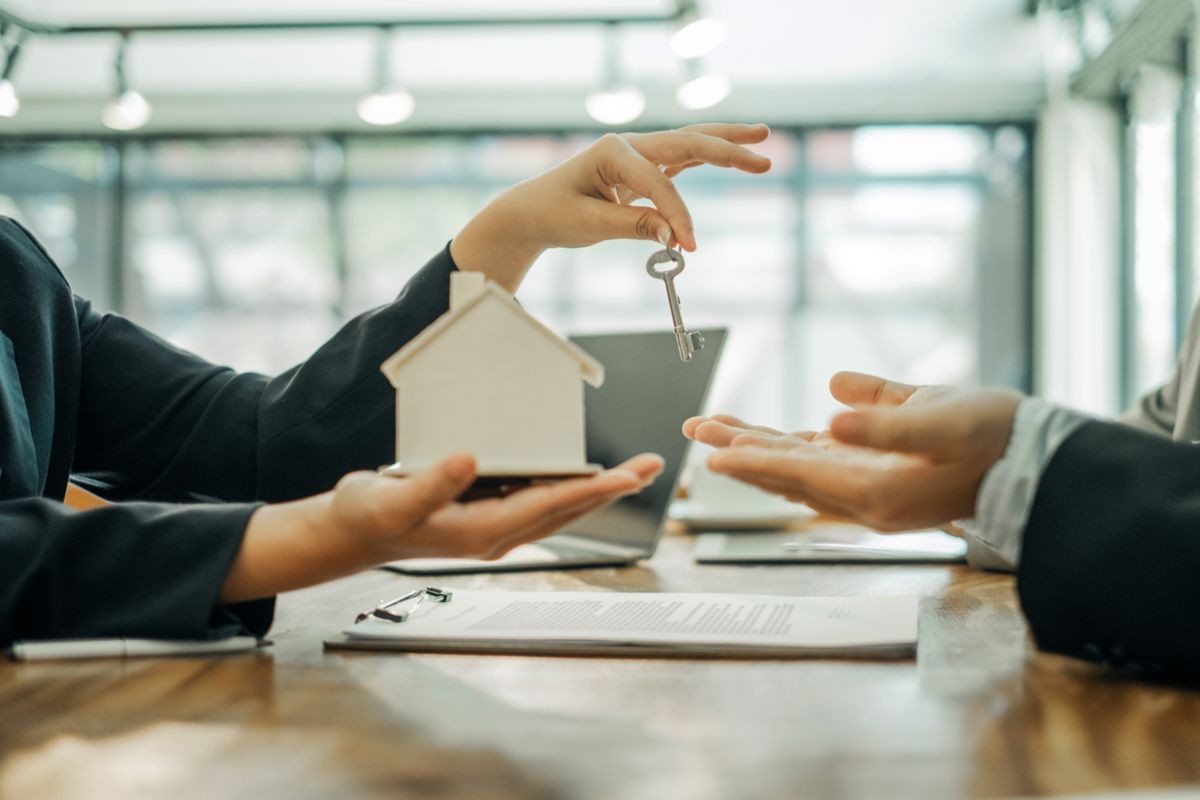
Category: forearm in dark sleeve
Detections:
[
  {"x1": 255, "y1": 244, "x2": 456, "y2": 500},
  {"x1": 0, "y1": 499, "x2": 272, "y2": 646},
  {"x1": 73, "y1": 245, "x2": 458, "y2": 504},
  {"x1": 1018, "y1": 421, "x2": 1200, "y2": 679}
]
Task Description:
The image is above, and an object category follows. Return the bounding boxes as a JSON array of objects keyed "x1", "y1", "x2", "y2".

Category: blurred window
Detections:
[
  {"x1": 1130, "y1": 117, "x2": 1177, "y2": 399},
  {"x1": 3, "y1": 126, "x2": 1030, "y2": 433},
  {"x1": 0, "y1": 143, "x2": 117, "y2": 306},
  {"x1": 1123, "y1": 64, "x2": 1183, "y2": 405},
  {"x1": 124, "y1": 139, "x2": 340, "y2": 373}
]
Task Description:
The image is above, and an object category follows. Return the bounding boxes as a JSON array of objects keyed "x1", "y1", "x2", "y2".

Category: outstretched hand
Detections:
[
  {"x1": 683, "y1": 371, "x2": 1022, "y2": 531},
  {"x1": 451, "y1": 123, "x2": 772, "y2": 291},
  {"x1": 223, "y1": 452, "x2": 664, "y2": 602},
  {"x1": 330, "y1": 452, "x2": 664, "y2": 562}
]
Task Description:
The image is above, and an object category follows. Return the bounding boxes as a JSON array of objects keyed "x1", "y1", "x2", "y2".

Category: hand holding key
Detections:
[
  {"x1": 646, "y1": 247, "x2": 705, "y2": 362},
  {"x1": 449, "y1": 124, "x2": 771, "y2": 293}
]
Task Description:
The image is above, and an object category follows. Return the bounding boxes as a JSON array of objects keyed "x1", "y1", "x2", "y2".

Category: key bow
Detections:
[{"x1": 645, "y1": 247, "x2": 685, "y2": 279}]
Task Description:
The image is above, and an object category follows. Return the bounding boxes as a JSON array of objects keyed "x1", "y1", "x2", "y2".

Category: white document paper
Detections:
[{"x1": 333, "y1": 590, "x2": 918, "y2": 659}]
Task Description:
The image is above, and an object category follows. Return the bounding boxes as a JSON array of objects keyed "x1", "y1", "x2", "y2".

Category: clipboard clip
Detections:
[{"x1": 354, "y1": 586, "x2": 453, "y2": 624}]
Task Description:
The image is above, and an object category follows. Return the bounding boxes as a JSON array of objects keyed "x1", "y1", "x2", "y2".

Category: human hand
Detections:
[
  {"x1": 682, "y1": 371, "x2": 1022, "y2": 531},
  {"x1": 451, "y1": 123, "x2": 771, "y2": 291},
  {"x1": 222, "y1": 452, "x2": 663, "y2": 602}
]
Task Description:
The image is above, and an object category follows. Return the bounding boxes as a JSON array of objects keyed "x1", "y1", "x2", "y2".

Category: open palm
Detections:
[{"x1": 683, "y1": 372, "x2": 1020, "y2": 531}]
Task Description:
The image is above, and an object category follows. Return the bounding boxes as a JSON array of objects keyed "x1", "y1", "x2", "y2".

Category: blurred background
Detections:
[{"x1": 0, "y1": 0, "x2": 1192, "y2": 430}]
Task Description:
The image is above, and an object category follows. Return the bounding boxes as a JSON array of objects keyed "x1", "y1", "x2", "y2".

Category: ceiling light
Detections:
[
  {"x1": 103, "y1": 34, "x2": 151, "y2": 131},
  {"x1": 675, "y1": 56, "x2": 730, "y2": 111},
  {"x1": 358, "y1": 90, "x2": 414, "y2": 126},
  {"x1": 586, "y1": 87, "x2": 646, "y2": 126},
  {"x1": 359, "y1": 26, "x2": 414, "y2": 126},
  {"x1": 670, "y1": 12, "x2": 726, "y2": 60},
  {"x1": 586, "y1": 23, "x2": 644, "y2": 126},
  {"x1": 0, "y1": 80, "x2": 17, "y2": 118},
  {"x1": 676, "y1": 74, "x2": 730, "y2": 110},
  {"x1": 0, "y1": 28, "x2": 25, "y2": 119},
  {"x1": 103, "y1": 90, "x2": 152, "y2": 131}
]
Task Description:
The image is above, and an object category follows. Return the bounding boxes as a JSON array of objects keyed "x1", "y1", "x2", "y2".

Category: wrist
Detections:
[
  {"x1": 452, "y1": 189, "x2": 545, "y2": 292},
  {"x1": 220, "y1": 492, "x2": 372, "y2": 603},
  {"x1": 300, "y1": 490, "x2": 384, "y2": 575}
]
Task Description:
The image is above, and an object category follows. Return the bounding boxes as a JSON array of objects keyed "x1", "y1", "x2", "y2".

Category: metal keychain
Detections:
[{"x1": 645, "y1": 247, "x2": 705, "y2": 362}]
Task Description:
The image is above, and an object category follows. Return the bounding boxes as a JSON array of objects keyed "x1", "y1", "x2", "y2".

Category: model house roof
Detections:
[{"x1": 380, "y1": 272, "x2": 605, "y2": 387}]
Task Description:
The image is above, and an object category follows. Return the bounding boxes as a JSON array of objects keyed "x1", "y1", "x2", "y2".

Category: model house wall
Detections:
[{"x1": 382, "y1": 272, "x2": 603, "y2": 476}]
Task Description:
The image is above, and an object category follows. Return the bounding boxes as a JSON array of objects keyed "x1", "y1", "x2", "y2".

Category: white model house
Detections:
[{"x1": 380, "y1": 271, "x2": 605, "y2": 476}]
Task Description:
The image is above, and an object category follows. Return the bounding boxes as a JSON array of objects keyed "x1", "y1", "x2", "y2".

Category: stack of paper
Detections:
[{"x1": 326, "y1": 590, "x2": 919, "y2": 659}]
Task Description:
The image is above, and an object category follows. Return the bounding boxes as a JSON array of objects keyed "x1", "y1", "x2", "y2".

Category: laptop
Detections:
[
  {"x1": 385, "y1": 328, "x2": 727, "y2": 575},
  {"x1": 694, "y1": 528, "x2": 967, "y2": 564}
]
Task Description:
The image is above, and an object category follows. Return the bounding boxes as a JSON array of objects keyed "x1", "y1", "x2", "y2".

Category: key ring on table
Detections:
[{"x1": 354, "y1": 586, "x2": 453, "y2": 624}]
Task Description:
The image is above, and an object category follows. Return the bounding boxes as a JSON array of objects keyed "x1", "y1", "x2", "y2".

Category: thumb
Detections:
[
  {"x1": 830, "y1": 405, "x2": 963, "y2": 456},
  {"x1": 379, "y1": 453, "x2": 477, "y2": 521},
  {"x1": 596, "y1": 201, "x2": 674, "y2": 247},
  {"x1": 829, "y1": 371, "x2": 919, "y2": 408}
]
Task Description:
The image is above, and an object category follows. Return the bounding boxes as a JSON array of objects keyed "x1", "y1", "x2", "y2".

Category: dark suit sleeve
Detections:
[
  {"x1": 0, "y1": 498, "x2": 270, "y2": 644},
  {"x1": 1, "y1": 236, "x2": 456, "y2": 646},
  {"x1": 1018, "y1": 420, "x2": 1200, "y2": 678},
  {"x1": 72, "y1": 246, "x2": 456, "y2": 502}
]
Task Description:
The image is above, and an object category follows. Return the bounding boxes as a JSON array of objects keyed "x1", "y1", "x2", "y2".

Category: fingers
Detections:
[
  {"x1": 478, "y1": 464, "x2": 651, "y2": 534},
  {"x1": 711, "y1": 467, "x2": 858, "y2": 520},
  {"x1": 709, "y1": 446, "x2": 861, "y2": 502},
  {"x1": 831, "y1": 390, "x2": 1021, "y2": 462},
  {"x1": 627, "y1": 130, "x2": 772, "y2": 174},
  {"x1": 829, "y1": 371, "x2": 919, "y2": 409},
  {"x1": 614, "y1": 453, "x2": 667, "y2": 484},
  {"x1": 594, "y1": 201, "x2": 673, "y2": 249},
  {"x1": 485, "y1": 494, "x2": 615, "y2": 558},
  {"x1": 729, "y1": 432, "x2": 807, "y2": 451},
  {"x1": 707, "y1": 430, "x2": 986, "y2": 531},
  {"x1": 677, "y1": 122, "x2": 771, "y2": 145},
  {"x1": 590, "y1": 125, "x2": 770, "y2": 251},
  {"x1": 683, "y1": 415, "x2": 784, "y2": 445},
  {"x1": 483, "y1": 455, "x2": 660, "y2": 557},
  {"x1": 375, "y1": 453, "x2": 478, "y2": 521},
  {"x1": 707, "y1": 446, "x2": 902, "y2": 527},
  {"x1": 709, "y1": 414, "x2": 784, "y2": 435},
  {"x1": 691, "y1": 421, "x2": 748, "y2": 448},
  {"x1": 662, "y1": 161, "x2": 702, "y2": 179},
  {"x1": 597, "y1": 135, "x2": 697, "y2": 251},
  {"x1": 709, "y1": 446, "x2": 809, "y2": 483}
]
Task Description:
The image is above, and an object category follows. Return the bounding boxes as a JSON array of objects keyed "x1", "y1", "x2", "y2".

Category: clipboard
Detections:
[{"x1": 325, "y1": 587, "x2": 919, "y2": 660}]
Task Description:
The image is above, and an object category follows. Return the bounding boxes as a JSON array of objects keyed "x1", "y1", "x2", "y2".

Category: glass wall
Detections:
[
  {"x1": 1122, "y1": 65, "x2": 1183, "y2": 404},
  {"x1": 0, "y1": 125, "x2": 1030, "y2": 431},
  {"x1": 0, "y1": 142, "x2": 118, "y2": 307},
  {"x1": 1130, "y1": 114, "x2": 1178, "y2": 399}
]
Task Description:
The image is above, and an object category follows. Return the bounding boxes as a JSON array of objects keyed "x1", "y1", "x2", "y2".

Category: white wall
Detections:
[{"x1": 1034, "y1": 97, "x2": 1123, "y2": 415}]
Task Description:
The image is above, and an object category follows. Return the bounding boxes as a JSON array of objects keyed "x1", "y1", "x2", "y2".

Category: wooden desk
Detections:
[{"x1": 2, "y1": 533, "x2": 1198, "y2": 799}]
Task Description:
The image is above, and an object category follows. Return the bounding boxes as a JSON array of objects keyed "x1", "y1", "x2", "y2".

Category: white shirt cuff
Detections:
[{"x1": 956, "y1": 397, "x2": 1090, "y2": 571}]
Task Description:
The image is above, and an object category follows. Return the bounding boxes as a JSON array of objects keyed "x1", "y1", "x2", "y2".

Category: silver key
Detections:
[{"x1": 645, "y1": 247, "x2": 705, "y2": 362}]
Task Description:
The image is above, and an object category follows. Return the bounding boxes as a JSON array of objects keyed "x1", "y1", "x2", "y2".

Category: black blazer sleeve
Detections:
[
  {"x1": 1018, "y1": 420, "x2": 1200, "y2": 678},
  {"x1": 73, "y1": 247, "x2": 456, "y2": 503},
  {"x1": 0, "y1": 498, "x2": 269, "y2": 643},
  {"x1": 0, "y1": 213, "x2": 456, "y2": 645}
]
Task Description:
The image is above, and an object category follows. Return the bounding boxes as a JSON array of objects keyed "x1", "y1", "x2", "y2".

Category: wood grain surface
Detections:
[{"x1": 2, "y1": 532, "x2": 1198, "y2": 800}]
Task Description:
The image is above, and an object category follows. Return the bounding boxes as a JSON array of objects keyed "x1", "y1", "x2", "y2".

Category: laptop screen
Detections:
[{"x1": 564, "y1": 329, "x2": 726, "y2": 552}]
